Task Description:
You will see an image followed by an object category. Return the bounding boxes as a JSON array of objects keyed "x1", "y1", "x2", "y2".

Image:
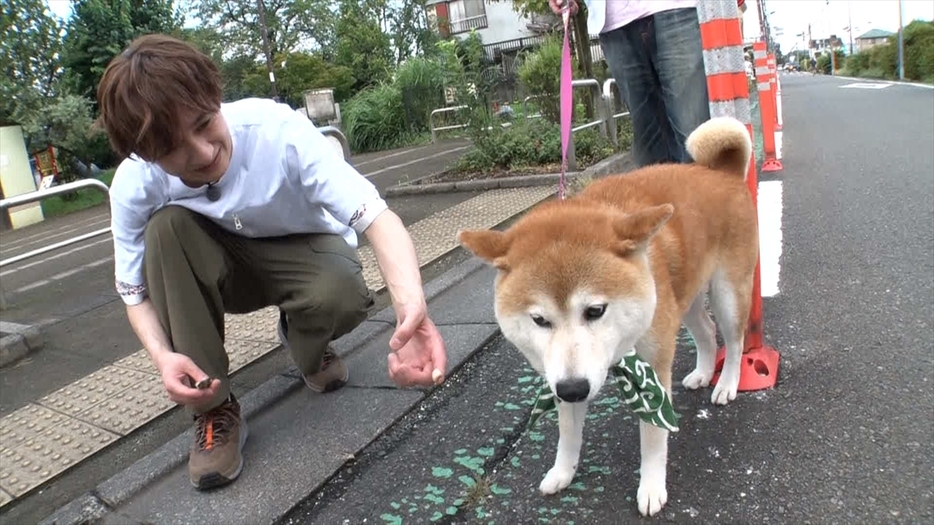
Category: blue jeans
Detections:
[{"x1": 599, "y1": 7, "x2": 710, "y2": 167}]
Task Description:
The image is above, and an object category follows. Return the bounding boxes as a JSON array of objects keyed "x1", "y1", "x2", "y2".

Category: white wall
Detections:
[{"x1": 455, "y1": 1, "x2": 537, "y2": 45}]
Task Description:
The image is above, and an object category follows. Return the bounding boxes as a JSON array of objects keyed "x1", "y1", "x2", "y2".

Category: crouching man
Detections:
[{"x1": 96, "y1": 34, "x2": 447, "y2": 490}]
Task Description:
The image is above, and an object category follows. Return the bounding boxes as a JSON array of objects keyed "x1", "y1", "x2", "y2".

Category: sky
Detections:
[
  {"x1": 744, "y1": 0, "x2": 934, "y2": 53},
  {"x1": 45, "y1": 0, "x2": 934, "y2": 56}
]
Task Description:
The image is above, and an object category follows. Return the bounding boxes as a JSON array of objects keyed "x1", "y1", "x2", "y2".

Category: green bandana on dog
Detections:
[{"x1": 527, "y1": 351, "x2": 681, "y2": 432}]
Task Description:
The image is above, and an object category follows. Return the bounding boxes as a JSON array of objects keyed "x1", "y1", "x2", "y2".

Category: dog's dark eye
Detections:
[
  {"x1": 584, "y1": 304, "x2": 607, "y2": 321},
  {"x1": 531, "y1": 314, "x2": 551, "y2": 328}
]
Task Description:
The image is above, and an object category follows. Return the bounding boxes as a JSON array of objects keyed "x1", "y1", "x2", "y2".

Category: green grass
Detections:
[{"x1": 40, "y1": 168, "x2": 115, "y2": 219}]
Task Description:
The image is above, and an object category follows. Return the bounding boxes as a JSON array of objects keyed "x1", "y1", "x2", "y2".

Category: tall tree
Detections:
[
  {"x1": 334, "y1": 0, "x2": 394, "y2": 92},
  {"x1": 194, "y1": 0, "x2": 338, "y2": 61},
  {"x1": 1, "y1": 0, "x2": 66, "y2": 125},
  {"x1": 60, "y1": 0, "x2": 185, "y2": 102},
  {"x1": 389, "y1": 0, "x2": 438, "y2": 62}
]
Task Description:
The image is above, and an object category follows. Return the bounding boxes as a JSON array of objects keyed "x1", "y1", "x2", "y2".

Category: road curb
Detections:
[
  {"x1": 384, "y1": 150, "x2": 635, "y2": 197},
  {"x1": 0, "y1": 321, "x2": 43, "y2": 368},
  {"x1": 38, "y1": 249, "x2": 495, "y2": 525}
]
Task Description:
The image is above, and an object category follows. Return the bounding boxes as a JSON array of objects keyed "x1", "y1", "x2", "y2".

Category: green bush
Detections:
[
  {"x1": 394, "y1": 56, "x2": 446, "y2": 133},
  {"x1": 453, "y1": 118, "x2": 613, "y2": 173},
  {"x1": 342, "y1": 83, "x2": 414, "y2": 153},
  {"x1": 517, "y1": 35, "x2": 579, "y2": 124}
]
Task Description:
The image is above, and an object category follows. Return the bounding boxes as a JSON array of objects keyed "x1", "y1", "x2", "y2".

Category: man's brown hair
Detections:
[{"x1": 96, "y1": 33, "x2": 223, "y2": 162}]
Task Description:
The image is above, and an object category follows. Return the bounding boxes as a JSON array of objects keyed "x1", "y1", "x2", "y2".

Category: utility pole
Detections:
[
  {"x1": 256, "y1": 0, "x2": 279, "y2": 101},
  {"x1": 847, "y1": 0, "x2": 854, "y2": 55},
  {"x1": 897, "y1": 0, "x2": 905, "y2": 80}
]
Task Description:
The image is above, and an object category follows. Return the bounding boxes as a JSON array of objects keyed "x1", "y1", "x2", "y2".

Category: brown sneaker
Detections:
[
  {"x1": 278, "y1": 310, "x2": 348, "y2": 393},
  {"x1": 189, "y1": 394, "x2": 248, "y2": 490}
]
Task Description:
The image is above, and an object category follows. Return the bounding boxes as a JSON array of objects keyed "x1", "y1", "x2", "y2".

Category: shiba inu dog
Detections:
[{"x1": 458, "y1": 117, "x2": 759, "y2": 517}]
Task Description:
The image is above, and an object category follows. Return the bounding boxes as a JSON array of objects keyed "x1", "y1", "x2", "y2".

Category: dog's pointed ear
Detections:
[
  {"x1": 611, "y1": 204, "x2": 674, "y2": 256},
  {"x1": 458, "y1": 229, "x2": 510, "y2": 270}
]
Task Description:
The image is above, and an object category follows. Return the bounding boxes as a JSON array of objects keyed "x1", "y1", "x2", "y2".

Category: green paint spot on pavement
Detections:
[
  {"x1": 560, "y1": 495, "x2": 579, "y2": 503},
  {"x1": 457, "y1": 474, "x2": 477, "y2": 488},
  {"x1": 430, "y1": 511, "x2": 444, "y2": 521},
  {"x1": 595, "y1": 486, "x2": 605, "y2": 493},
  {"x1": 490, "y1": 484, "x2": 512, "y2": 495},
  {"x1": 380, "y1": 513, "x2": 403, "y2": 525},
  {"x1": 587, "y1": 465, "x2": 611, "y2": 475},
  {"x1": 569, "y1": 482, "x2": 586, "y2": 491},
  {"x1": 504, "y1": 403, "x2": 522, "y2": 410},
  {"x1": 424, "y1": 484, "x2": 444, "y2": 495},
  {"x1": 453, "y1": 498, "x2": 465, "y2": 506},
  {"x1": 459, "y1": 475, "x2": 477, "y2": 487},
  {"x1": 510, "y1": 456, "x2": 521, "y2": 468},
  {"x1": 390, "y1": 501, "x2": 401, "y2": 510},
  {"x1": 519, "y1": 375, "x2": 535, "y2": 383},
  {"x1": 425, "y1": 494, "x2": 444, "y2": 505},
  {"x1": 477, "y1": 447, "x2": 495, "y2": 457},
  {"x1": 454, "y1": 455, "x2": 484, "y2": 473},
  {"x1": 532, "y1": 454, "x2": 541, "y2": 459},
  {"x1": 454, "y1": 448, "x2": 467, "y2": 455},
  {"x1": 446, "y1": 506, "x2": 458, "y2": 515},
  {"x1": 528, "y1": 431, "x2": 545, "y2": 442},
  {"x1": 432, "y1": 467, "x2": 454, "y2": 478}
]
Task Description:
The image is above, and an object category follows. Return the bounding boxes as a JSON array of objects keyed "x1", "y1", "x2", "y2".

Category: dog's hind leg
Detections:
[
  {"x1": 539, "y1": 400, "x2": 587, "y2": 495},
  {"x1": 681, "y1": 289, "x2": 719, "y2": 390},
  {"x1": 708, "y1": 268, "x2": 752, "y2": 405}
]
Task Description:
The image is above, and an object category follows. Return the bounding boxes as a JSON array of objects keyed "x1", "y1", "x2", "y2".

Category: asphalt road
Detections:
[{"x1": 281, "y1": 74, "x2": 934, "y2": 524}]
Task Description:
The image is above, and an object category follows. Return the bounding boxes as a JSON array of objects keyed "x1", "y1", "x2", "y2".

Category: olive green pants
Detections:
[{"x1": 143, "y1": 206, "x2": 374, "y2": 413}]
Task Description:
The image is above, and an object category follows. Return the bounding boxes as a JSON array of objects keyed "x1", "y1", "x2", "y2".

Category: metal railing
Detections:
[
  {"x1": 318, "y1": 125, "x2": 351, "y2": 160},
  {"x1": 430, "y1": 105, "x2": 470, "y2": 142},
  {"x1": 426, "y1": 77, "x2": 632, "y2": 170},
  {"x1": 0, "y1": 178, "x2": 112, "y2": 309},
  {"x1": 602, "y1": 78, "x2": 631, "y2": 150}
]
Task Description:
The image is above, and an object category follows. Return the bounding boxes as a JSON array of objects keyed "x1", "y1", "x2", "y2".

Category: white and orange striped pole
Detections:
[
  {"x1": 755, "y1": 42, "x2": 783, "y2": 171},
  {"x1": 696, "y1": 0, "x2": 780, "y2": 391}
]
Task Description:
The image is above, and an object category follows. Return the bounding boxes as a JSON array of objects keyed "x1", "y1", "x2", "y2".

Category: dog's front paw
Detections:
[
  {"x1": 711, "y1": 373, "x2": 739, "y2": 405},
  {"x1": 681, "y1": 368, "x2": 713, "y2": 389},
  {"x1": 637, "y1": 478, "x2": 668, "y2": 516},
  {"x1": 539, "y1": 465, "x2": 576, "y2": 495}
]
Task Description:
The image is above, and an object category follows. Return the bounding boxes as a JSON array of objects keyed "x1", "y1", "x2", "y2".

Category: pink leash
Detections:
[{"x1": 558, "y1": 4, "x2": 573, "y2": 200}]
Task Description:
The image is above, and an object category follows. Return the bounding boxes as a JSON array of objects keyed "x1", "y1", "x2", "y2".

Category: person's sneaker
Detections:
[
  {"x1": 278, "y1": 310, "x2": 348, "y2": 393},
  {"x1": 189, "y1": 394, "x2": 248, "y2": 490}
]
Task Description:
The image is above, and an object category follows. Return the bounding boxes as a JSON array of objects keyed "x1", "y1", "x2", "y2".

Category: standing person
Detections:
[
  {"x1": 95, "y1": 34, "x2": 448, "y2": 490},
  {"x1": 549, "y1": 0, "x2": 712, "y2": 167}
]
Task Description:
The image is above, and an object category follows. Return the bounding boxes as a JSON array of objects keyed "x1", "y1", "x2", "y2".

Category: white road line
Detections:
[
  {"x1": 1, "y1": 216, "x2": 110, "y2": 251},
  {"x1": 758, "y1": 180, "x2": 783, "y2": 298},
  {"x1": 0, "y1": 236, "x2": 113, "y2": 277},
  {"x1": 363, "y1": 146, "x2": 471, "y2": 178},
  {"x1": 10, "y1": 256, "x2": 113, "y2": 295},
  {"x1": 355, "y1": 144, "x2": 435, "y2": 168}
]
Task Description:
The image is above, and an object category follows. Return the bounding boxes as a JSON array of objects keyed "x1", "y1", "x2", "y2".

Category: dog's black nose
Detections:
[{"x1": 555, "y1": 378, "x2": 590, "y2": 402}]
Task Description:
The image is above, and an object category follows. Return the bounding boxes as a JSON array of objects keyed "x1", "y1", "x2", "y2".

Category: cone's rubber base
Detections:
[
  {"x1": 710, "y1": 345, "x2": 780, "y2": 391},
  {"x1": 761, "y1": 159, "x2": 783, "y2": 172}
]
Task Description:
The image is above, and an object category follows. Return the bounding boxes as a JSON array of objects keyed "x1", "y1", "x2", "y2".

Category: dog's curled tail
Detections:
[{"x1": 685, "y1": 117, "x2": 752, "y2": 179}]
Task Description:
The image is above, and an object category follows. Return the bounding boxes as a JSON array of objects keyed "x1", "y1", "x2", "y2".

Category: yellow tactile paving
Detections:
[{"x1": 0, "y1": 186, "x2": 556, "y2": 506}]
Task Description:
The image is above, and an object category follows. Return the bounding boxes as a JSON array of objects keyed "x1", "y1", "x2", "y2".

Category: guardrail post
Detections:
[
  {"x1": 317, "y1": 125, "x2": 351, "y2": 160},
  {"x1": 0, "y1": 178, "x2": 113, "y2": 310}
]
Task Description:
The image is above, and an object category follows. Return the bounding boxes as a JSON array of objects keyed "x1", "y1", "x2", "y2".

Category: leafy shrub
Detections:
[
  {"x1": 453, "y1": 118, "x2": 613, "y2": 173},
  {"x1": 394, "y1": 56, "x2": 446, "y2": 132},
  {"x1": 517, "y1": 35, "x2": 579, "y2": 124},
  {"x1": 342, "y1": 83, "x2": 413, "y2": 153}
]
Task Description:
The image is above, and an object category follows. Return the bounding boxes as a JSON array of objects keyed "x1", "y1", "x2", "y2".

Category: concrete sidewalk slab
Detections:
[{"x1": 39, "y1": 253, "x2": 502, "y2": 525}]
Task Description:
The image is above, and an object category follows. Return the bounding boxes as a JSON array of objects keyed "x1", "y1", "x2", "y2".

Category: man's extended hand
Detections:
[
  {"x1": 548, "y1": 0, "x2": 578, "y2": 16},
  {"x1": 387, "y1": 302, "x2": 447, "y2": 388},
  {"x1": 154, "y1": 351, "x2": 220, "y2": 406}
]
